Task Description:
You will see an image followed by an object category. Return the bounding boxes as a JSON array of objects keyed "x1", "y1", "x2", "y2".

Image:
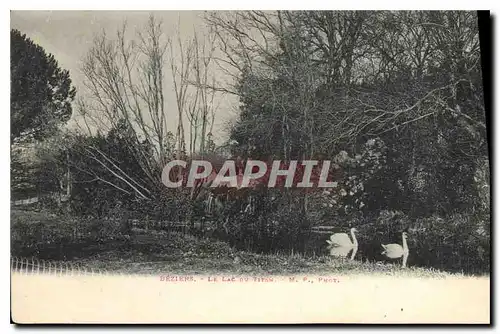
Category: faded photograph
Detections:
[{"x1": 10, "y1": 10, "x2": 490, "y2": 324}]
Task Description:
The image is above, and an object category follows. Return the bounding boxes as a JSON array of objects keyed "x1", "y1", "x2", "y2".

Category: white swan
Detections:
[
  {"x1": 381, "y1": 232, "x2": 409, "y2": 268},
  {"x1": 326, "y1": 227, "x2": 358, "y2": 260}
]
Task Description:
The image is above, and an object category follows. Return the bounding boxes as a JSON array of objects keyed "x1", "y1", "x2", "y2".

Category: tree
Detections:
[
  {"x1": 168, "y1": 24, "x2": 219, "y2": 156},
  {"x1": 78, "y1": 14, "x2": 220, "y2": 202},
  {"x1": 203, "y1": 11, "x2": 489, "y2": 261},
  {"x1": 11, "y1": 29, "x2": 76, "y2": 144},
  {"x1": 206, "y1": 11, "x2": 487, "y2": 216}
]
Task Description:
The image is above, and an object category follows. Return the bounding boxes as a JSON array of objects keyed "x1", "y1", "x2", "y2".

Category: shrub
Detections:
[
  {"x1": 11, "y1": 209, "x2": 131, "y2": 258},
  {"x1": 410, "y1": 213, "x2": 490, "y2": 273}
]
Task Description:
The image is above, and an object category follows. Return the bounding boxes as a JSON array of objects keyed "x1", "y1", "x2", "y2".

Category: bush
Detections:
[
  {"x1": 204, "y1": 190, "x2": 308, "y2": 253},
  {"x1": 11, "y1": 210, "x2": 131, "y2": 258},
  {"x1": 410, "y1": 213, "x2": 490, "y2": 273}
]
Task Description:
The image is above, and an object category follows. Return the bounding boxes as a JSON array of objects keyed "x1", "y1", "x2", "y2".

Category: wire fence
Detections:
[{"x1": 10, "y1": 257, "x2": 133, "y2": 277}]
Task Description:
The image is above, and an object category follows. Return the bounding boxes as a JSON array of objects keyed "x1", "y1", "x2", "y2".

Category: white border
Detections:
[
  {"x1": 2, "y1": 2, "x2": 498, "y2": 333},
  {"x1": 4, "y1": 1, "x2": 497, "y2": 10}
]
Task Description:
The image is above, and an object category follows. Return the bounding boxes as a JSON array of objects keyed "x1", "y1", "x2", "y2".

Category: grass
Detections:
[{"x1": 10, "y1": 209, "x2": 486, "y2": 278}]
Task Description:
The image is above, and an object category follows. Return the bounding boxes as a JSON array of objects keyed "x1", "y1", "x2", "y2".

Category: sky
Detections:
[{"x1": 10, "y1": 10, "x2": 238, "y2": 145}]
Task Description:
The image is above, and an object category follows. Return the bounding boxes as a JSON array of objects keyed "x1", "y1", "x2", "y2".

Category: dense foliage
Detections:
[
  {"x1": 201, "y1": 11, "x2": 490, "y2": 273},
  {"x1": 11, "y1": 29, "x2": 76, "y2": 200}
]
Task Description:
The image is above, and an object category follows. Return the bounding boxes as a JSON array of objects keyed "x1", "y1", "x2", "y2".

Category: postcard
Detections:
[{"x1": 10, "y1": 10, "x2": 491, "y2": 324}]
